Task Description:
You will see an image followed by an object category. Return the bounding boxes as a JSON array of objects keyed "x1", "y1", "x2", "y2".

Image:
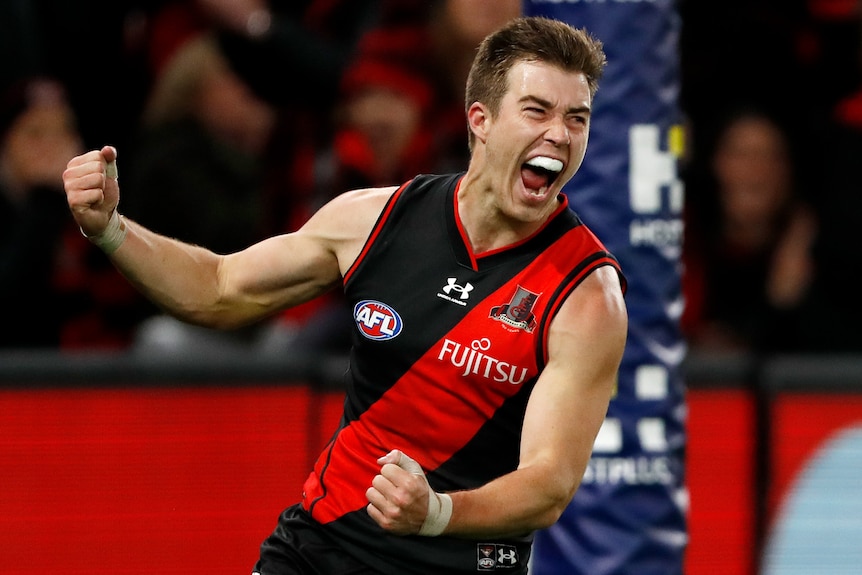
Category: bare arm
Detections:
[
  {"x1": 366, "y1": 265, "x2": 628, "y2": 537},
  {"x1": 63, "y1": 146, "x2": 394, "y2": 329},
  {"x1": 448, "y1": 266, "x2": 627, "y2": 536}
]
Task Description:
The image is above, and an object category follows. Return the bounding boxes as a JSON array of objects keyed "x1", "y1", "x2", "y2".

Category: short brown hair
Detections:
[{"x1": 465, "y1": 17, "x2": 606, "y2": 148}]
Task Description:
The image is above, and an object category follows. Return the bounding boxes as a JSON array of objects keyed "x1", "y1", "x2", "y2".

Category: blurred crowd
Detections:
[
  {"x1": 680, "y1": 0, "x2": 862, "y2": 354},
  {"x1": 1, "y1": 0, "x2": 861, "y2": 356}
]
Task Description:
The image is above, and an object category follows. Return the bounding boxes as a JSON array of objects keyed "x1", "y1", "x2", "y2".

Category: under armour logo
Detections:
[
  {"x1": 498, "y1": 547, "x2": 517, "y2": 565},
  {"x1": 442, "y1": 277, "x2": 473, "y2": 300}
]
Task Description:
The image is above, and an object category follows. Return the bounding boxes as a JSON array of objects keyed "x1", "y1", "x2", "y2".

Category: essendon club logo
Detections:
[{"x1": 489, "y1": 286, "x2": 539, "y2": 332}]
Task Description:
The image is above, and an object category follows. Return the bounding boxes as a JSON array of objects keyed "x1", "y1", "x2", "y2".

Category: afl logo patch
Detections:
[{"x1": 353, "y1": 300, "x2": 403, "y2": 340}]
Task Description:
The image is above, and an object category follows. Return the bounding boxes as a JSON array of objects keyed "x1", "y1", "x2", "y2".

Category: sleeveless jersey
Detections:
[{"x1": 300, "y1": 173, "x2": 625, "y2": 574}]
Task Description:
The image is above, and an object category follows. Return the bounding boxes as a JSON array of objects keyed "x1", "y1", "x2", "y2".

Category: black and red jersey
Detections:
[{"x1": 300, "y1": 173, "x2": 625, "y2": 574}]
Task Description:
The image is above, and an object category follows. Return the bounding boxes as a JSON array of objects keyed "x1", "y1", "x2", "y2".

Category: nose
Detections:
[{"x1": 545, "y1": 115, "x2": 571, "y2": 147}]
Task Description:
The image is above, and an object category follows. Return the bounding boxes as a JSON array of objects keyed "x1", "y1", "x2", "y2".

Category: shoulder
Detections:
[
  {"x1": 548, "y1": 266, "x2": 627, "y2": 362},
  {"x1": 308, "y1": 186, "x2": 399, "y2": 229},
  {"x1": 312, "y1": 174, "x2": 459, "y2": 232},
  {"x1": 571, "y1": 266, "x2": 626, "y2": 322},
  {"x1": 302, "y1": 186, "x2": 400, "y2": 274}
]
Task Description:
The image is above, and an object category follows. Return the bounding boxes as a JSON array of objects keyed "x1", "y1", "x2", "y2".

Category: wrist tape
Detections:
[
  {"x1": 419, "y1": 489, "x2": 452, "y2": 536},
  {"x1": 394, "y1": 450, "x2": 453, "y2": 537},
  {"x1": 82, "y1": 209, "x2": 127, "y2": 254}
]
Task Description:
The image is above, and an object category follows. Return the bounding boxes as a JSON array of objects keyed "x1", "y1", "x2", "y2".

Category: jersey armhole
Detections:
[
  {"x1": 343, "y1": 179, "x2": 413, "y2": 286},
  {"x1": 536, "y1": 255, "x2": 624, "y2": 367}
]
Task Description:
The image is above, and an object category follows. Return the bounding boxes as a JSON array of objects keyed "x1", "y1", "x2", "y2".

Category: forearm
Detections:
[
  {"x1": 446, "y1": 463, "x2": 578, "y2": 539},
  {"x1": 103, "y1": 216, "x2": 343, "y2": 329},
  {"x1": 105, "y1": 217, "x2": 239, "y2": 328}
]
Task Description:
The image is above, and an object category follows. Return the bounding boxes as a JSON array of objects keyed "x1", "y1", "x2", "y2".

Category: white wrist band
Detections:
[
  {"x1": 419, "y1": 491, "x2": 452, "y2": 536},
  {"x1": 390, "y1": 450, "x2": 453, "y2": 537},
  {"x1": 82, "y1": 210, "x2": 127, "y2": 254}
]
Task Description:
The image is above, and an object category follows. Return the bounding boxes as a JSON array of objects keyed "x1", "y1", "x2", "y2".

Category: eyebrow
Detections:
[{"x1": 520, "y1": 95, "x2": 591, "y2": 116}]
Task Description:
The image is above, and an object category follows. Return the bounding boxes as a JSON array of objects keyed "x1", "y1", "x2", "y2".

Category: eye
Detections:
[{"x1": 566, "y1": 114, "x2": 588, "y2": 129}]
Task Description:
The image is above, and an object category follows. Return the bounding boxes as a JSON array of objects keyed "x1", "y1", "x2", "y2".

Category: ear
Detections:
[{"x1": 467, "y1": 102, "x2": 490, "y2": 145}]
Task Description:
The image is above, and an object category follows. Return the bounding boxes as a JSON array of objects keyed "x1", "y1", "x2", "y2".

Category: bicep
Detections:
[
  {"x1": 519, "y1": 267, "x2": 628, "y2": 483},
  {"x1": 218, "y1": 231, "x2": 343, "y2": 318}
]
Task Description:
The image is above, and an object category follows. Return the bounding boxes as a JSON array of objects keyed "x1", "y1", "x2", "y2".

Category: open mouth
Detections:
[{"x1": 521, "y1": 156, "x2": 563, "y2": 193}]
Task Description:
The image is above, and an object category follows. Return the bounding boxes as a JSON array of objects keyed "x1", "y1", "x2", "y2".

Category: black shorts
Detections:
[{"x1": 252, "y1": 504, "x2": 382, "y2": 575}]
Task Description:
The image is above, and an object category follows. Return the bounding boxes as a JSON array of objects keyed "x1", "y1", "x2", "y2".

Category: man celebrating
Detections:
[{"x1": 64, "y1": 16, "x2": 627, "y2": 575}]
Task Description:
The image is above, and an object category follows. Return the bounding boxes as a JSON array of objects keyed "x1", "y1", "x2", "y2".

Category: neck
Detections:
[{"x1": 456, "y1": 169, "x2": 556, "y2": 254}]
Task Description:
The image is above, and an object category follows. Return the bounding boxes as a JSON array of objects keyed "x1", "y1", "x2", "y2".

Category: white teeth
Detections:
[{"x1": 526, "y1": 156, "x2": 563, "y2": 173}]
